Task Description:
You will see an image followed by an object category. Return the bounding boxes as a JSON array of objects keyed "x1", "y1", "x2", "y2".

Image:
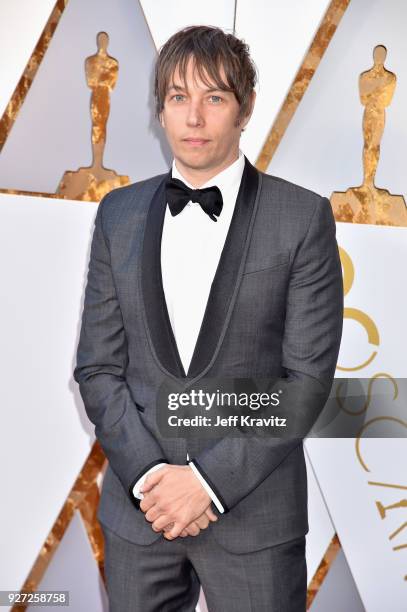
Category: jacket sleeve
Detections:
[
  {"x1": 189, "y1": 196, "x2": 344, "y2": 513},
  {"x1": 73, "y1": 191, "x2": 168, "y2": 506}
]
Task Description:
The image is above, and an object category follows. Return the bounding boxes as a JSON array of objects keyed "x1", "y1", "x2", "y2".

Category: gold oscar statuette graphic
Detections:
[
  {"x1": 331, "y1": 45, "x2": 407, "y2": 226},
  {"x1": 57, "y1": 31, "x2": 129, "y2": 201}
]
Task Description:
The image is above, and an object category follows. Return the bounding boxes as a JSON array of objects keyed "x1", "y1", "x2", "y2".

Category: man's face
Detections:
[{"x1": 159, "y1": 57, "x2": 255, "y2": 176}]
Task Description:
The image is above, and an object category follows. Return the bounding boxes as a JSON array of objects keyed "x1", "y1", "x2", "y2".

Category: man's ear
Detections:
[{"x1": 159, "y1": 112, "x2": 165, "y2": 128}]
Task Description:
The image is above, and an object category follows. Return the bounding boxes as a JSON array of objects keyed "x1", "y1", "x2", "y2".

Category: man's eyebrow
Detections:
[
  {"x1": 167, "y1": 84, "x2": 185, "y2": 92},
  {"x1": 166, "y1": 83, "x2": 231, "y2": 93}
]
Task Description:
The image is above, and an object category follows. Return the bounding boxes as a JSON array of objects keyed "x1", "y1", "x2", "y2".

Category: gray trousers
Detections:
[{"x1": 100, "y1": 521, "x2": 307, "y2": 612}]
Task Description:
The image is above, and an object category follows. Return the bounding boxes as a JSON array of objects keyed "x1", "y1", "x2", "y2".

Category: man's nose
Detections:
[{"x1": 186, "y1": 100, "x2": 204, "y2": 127}]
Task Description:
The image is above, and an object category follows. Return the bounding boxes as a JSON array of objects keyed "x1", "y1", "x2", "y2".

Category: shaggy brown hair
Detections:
[{"x1": 154, "y1": 25, "x2": 258, "y2": 126}]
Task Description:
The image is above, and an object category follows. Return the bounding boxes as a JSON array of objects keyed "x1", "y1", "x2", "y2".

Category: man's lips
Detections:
[{"x1": 182, "y1": 138, "x2": 210, "y2": 145}]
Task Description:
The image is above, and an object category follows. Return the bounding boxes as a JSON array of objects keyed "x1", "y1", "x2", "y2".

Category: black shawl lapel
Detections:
[
  {"x1": 141, "y1": 169, "x2": 186, "y2": 378},
  {"x1": 141, "y1": 155, "x2": 260, "y2": 381}
]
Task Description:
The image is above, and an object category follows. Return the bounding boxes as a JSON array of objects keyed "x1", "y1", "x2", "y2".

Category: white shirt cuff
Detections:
[
  {"x1": 132, "y1": 462, "x2": 167, "y2": 499},
  {"x1": 188, "y1": 460, "x2": 225, "y2": 514}
]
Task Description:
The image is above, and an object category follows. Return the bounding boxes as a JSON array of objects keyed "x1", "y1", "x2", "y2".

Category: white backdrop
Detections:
[{"x1": 0, "y1": 2, "x2": 406, "y2": 611}]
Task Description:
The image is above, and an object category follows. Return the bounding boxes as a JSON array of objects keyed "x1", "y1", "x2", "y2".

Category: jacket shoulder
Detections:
[
  {"x1": 97, "y1": 172, "x2": 167, "y2": 227},
  {"x1": 101, "y1": 172, "x2": 167, "y2": 208},
  {"x1": 259, "y1": 170, "x2": 325, "y2": 209},
  {"x1": 256, "y1": 171, "x2": 333, "y2": 245}
]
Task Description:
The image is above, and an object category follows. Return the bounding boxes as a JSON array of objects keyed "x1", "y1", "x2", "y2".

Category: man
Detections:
[{"x1": 74, "y1": 25, "x2": 343, "y2": 612}]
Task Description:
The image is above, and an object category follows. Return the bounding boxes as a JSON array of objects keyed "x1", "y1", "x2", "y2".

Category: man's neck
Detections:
[{"x1": 173, "y1": 151, "x2": 240, "y2": 188}]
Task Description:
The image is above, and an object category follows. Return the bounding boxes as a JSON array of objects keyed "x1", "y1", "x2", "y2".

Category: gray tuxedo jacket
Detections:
[{"x1": 73, "y1": 156, "x2": 343, "y2": 554}]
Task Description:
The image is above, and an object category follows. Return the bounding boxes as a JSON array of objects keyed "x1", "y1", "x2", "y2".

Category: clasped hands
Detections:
[{"x1": 139, "y1": 465, "x2": 218, "y2": 540}]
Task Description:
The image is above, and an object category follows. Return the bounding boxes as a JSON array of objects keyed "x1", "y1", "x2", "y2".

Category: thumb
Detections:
[
  {"x1": 140, "y1": 469, "x2": 165, "y2": 493},
  {"x1": 205, "y1": 506, "x2": 218, "y2": 522}
]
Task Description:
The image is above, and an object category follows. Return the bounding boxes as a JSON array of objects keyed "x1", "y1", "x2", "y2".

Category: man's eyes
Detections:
[{"x1": 170, "y1": 94, "x2": 223, "y2": 103}]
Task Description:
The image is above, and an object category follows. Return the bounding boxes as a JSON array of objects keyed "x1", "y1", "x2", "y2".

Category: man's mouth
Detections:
[{"x1": 182, "y1": 138, "x2": 210, "y2": 146}]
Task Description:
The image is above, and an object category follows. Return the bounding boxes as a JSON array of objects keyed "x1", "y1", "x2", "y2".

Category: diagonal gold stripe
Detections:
[
  {"x1": 255, "y1": 0, "x2": 351, "y2": 172},
  {"x1": 307, "y1": 533, "x2": 341, "y2": 609},
  {"x1": 78, "y1": 482, "x2": 106, "y2": 582},
  {"x1": 0, "y1": 0, "x2": 69, "y2": 154},
  {"x1": 13, "y1": 441, "x2": 106, "y2": 612}
]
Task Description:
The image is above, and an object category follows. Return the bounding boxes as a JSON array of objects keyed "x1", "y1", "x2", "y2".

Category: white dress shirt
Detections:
[{"x1": 133, "y1": 150, "x2": 245, "y2": 513}]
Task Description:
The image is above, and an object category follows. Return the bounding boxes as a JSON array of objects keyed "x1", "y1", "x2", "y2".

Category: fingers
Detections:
[
  {"x1": 158, "y1": 507, "x2": 219, "y2": 540},
  {"x1": 163, "y1": 519, "x2": 201, "y2": 540},
  {"x1": 205, "y1": 506, "x2": 218, "y2": 522},
  {"x1": 139, "y1": 490, "x2": 156, "y2": 513},
  {"x1": 180, "y1": 509, "x2": 215, "y2": 538},
  {"x1": 139, "y1": 467, "x2": 167, "y2": 494},
  {"x1": 151, "y1": 513, "x2": 173, "y2": 532},
  {"x1": 166, "y1": 518, "x2": 203, "y2": 538},
  {"x1": 194, "y1": 513, "x2": 210, "y2": 530},
  {"x1": 162, "y1": 521, "x2": 192, "y2": 538},
  {"x1": 184, "y1": 522, "x2": 201, "y2": 537}
]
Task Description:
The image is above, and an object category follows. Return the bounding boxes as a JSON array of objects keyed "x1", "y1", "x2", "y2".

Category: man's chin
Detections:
[{"x1": 175, "y1": 152, "x2": 218, "y2": 171}]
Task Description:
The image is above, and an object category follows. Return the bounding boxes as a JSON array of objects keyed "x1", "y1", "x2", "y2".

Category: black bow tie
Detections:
[{"x1": 165, "y1": 177, "x2": 223, "y2": 222}]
